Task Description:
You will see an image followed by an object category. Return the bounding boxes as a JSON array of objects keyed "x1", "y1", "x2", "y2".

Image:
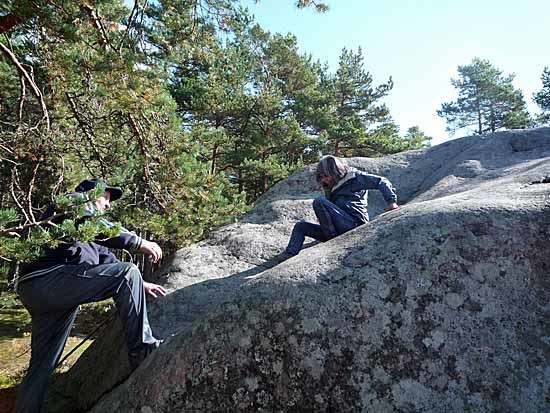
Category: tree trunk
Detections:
[
  {"x1": 211, "y1": 144, "x2": 218, "y2": 175},
  {"x1": 238, "y1": 169, "x2": 243, "y2": 194},
  {"x1": 263, "y1": 175, "x2": 269, "y2": 193},
  {"x1": 477, "y1": 105, "x2": 483, "y2": 135},
  {"x1": 490, "y1": 105, "x2": 496, "y2": 133}
]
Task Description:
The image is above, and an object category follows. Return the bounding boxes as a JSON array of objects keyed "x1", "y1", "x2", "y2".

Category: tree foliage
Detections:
[
  {"x1": 533, "y1": 67, "x2": 550, "y2": 125},
  {"x1": 0, "y1": 0, "x2": 250, "y2": 270},
  {"x1": 171, "y1": 23, "x2": 326, "y2": 199},
  {"x1": 0, "y1": 185, "x2": 121, "y2": 278},
  {"x1": 253, "y1": 0, "x2": 329, "y2": 13},
  {"x1": 0, "y1": 0, "x2": 429, "y2": 282},
  {"x1": 307, "y1": 47, "x2": 392, "y2": 156},
  {"x1": 437, "y1": 58, "x2": 532, "y2": 135}
]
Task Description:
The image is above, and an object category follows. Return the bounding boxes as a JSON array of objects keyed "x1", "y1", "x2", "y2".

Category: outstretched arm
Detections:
[{"x1": 356, "y1": 171, "x2": 399, "y2": 210}]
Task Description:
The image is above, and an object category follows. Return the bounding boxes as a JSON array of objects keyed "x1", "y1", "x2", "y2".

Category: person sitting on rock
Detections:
[
  {"x1": 14, "y1": 179, "x2": 167, "y2": 413},
  {"x1": 284, "y1": 155, "x2": 399, "y2": 256}
]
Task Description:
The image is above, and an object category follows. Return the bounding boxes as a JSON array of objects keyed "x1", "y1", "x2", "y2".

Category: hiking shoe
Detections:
[
  {"x1": 129, "y1": 339, "x2": 163, "y2": 370},
  {"x1": 262, "y1": 251, "x2": 296, "y2": 269}
]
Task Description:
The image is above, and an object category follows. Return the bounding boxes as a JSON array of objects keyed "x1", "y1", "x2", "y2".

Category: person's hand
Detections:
[
  {"x1": 143, "y1": 281, "x2": 167, "y2": 298},
  {"x1": 139, "y1": 240, "x2": 163, "y2": 263},
  {"x1": 384, "y1": 202, "x2": 399, "y2": 212}
]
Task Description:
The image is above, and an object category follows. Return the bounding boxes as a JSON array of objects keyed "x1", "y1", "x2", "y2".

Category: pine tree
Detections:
[
  {"x1": 171, "y1": 23, "x2": 322, "y2": 200},
  {"x1": 401, "y1": 126, "x2": 432, "y2": 149},
  {"x1": 316, "y1": 47, "x2": 393, "y2": 156},
  {"x1": 533, "y1": 67, "x2": 550, "y2": 125},
  {"x1": 437, "y1": 58, "x2": 532, "y2": 135}
]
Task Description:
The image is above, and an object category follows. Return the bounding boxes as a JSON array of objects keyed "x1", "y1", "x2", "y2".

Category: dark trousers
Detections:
[
  {"x1": 285, "y1": 196, "x2": 362, "y2": 255},
  {"x1": 14, "y1": 262, "x2": 157, "y2": 413}
]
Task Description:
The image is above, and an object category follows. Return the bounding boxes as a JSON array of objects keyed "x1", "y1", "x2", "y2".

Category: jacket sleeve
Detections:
[
  {"x1": 94, "y1": 219, "x2": 143, "y2": 251},
  {"x1": 356, "y1": 172, "x2": 398, "y2": 204}
]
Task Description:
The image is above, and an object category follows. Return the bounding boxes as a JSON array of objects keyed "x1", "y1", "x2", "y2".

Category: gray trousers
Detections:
[{"x1": 14, "y1": 262, "x2": 157, "y2": 413}]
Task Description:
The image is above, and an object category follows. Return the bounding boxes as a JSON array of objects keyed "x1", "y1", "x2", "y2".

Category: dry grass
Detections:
[
  {"x1": 0, "y1": 290, "x2": 107, "y2": 412},
  {"x1": 0, "y1": 290, "x2": 111, "y2": 398}
]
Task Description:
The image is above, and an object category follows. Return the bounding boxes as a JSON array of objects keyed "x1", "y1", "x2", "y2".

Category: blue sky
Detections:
[{"x1": 241, "y1": 0, "x2": 549, "y2": 145}]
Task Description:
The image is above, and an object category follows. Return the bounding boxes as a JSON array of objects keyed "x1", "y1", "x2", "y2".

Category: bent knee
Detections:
[
  {"x1": 312, "y1": 196, "x2": 327, "y2": 208},
  {"x1": 120, "y1": 262, "x2": 141, "y2": 278},
  {"x1": 119, "y1": 262, "x2": 139, "y2": 271},
  {"x1": 294, "y1": 220, "x2": 310, "y2": 231}
]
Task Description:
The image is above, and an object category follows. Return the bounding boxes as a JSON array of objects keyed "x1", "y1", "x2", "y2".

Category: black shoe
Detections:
[
  {"x1": 128, "y1": 339, "x2": 163, "y2": 370},
  {"x1": 262, "y1": 251, "x2": 296, "y2": 269}
]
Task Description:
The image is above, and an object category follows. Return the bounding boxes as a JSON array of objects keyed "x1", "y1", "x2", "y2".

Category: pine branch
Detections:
[
  {"x1": 128, "y1": 113, "x2": 167, "y2": 210},
  {"x1": 81, "y1": 3, "x2": 114, "y2": 50},
  {"x1": 0, "y1": 43, "x2": 50, "y2": 131},
  {"x1": 0, "y1": 211, "x2": 67, "y2": 236},
  {"x1": 0, "y1": 142, "x2": 16, "y2": 156},
  {"x1": 27, "y1": 159, "x2": 41, "y2": 223},
  {"x1": 10, "y1": 169, "x2": 31, "y2": 224},
  {"x1": 18, "y1": 73, "x2": 26, "y2": 125},
  {"x1": 119, "y1": 0, "x2": 140, "y2": 51},
  {"x1": 65, "y1": 93, "x2": 108, "y2": 176}
]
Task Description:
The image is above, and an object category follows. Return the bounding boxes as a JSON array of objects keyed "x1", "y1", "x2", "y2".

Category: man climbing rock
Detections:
[
  {"x1": 285, "y1": 155, "x2": 399, "y2": 256},
  {"x1": 14, "y1": 179, "x2": 166, "y2": 413}
]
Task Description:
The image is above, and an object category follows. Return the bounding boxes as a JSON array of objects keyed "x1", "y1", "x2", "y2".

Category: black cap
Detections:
[{"x1": 75, "y1": 179, "x2": 123, "y2": 201}]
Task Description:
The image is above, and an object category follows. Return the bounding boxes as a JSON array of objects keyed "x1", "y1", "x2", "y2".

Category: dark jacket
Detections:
[
  {"x1": 20, "y1": 193, "x2": 142, "y2": 276},
  {"x1": 328, "y1": 169, "x2": 397, "y2": 224}
]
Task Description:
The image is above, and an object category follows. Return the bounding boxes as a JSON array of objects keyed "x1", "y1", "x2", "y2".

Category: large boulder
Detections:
[{"x1": 51, "y1": 128, "x2": 550, "y2": 412}]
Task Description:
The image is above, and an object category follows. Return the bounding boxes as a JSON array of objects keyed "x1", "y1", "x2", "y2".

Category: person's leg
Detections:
[
  {"x1": 285, "y1": 220, "x2": 328, "y2": 256},
  {"x1": 14, "y1": 308, "x2": 77, "y2": 413},
  {"x1": 59, "y1": 262, "x2": 158, "y2": 353},
  {"x1": 312, "y1": 197, "x2": 359, "y2": 239},
  {"x1": 15, "y1": 262, "x2": 159, "y2": 410}
]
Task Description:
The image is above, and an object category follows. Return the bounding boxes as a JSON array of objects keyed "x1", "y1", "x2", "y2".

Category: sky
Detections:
[{"x1": 241, "y1": 0, "x2": 549, "y2": 145}]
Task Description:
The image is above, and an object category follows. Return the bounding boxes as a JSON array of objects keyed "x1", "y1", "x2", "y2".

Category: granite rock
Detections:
[{"x1": 50, "y1": 128, "x2": 550, "y2": 412}]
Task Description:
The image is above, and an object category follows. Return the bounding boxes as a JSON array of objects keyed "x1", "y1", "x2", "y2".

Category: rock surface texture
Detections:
[{"x1": 51, "y1": 129, "x2": 550, "y2": 412}]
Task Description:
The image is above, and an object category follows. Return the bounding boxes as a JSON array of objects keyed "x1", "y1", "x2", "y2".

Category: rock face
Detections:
[{"x1": 51, "y1": 128, "x2": 550, "y2": 412}]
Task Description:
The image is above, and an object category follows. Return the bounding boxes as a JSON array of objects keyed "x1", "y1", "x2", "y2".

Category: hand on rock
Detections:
[{"x1": 143, "y1": 281, "x2": 167, "y2": 298}]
